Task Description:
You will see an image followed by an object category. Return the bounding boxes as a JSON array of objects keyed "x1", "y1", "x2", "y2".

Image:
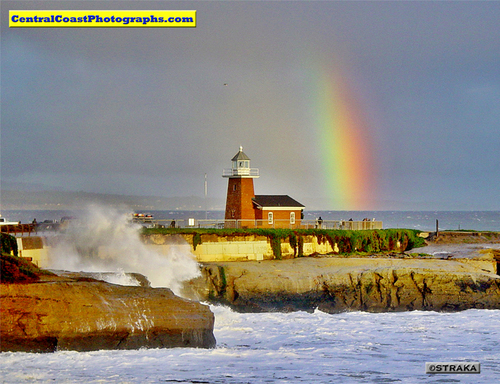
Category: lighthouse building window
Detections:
[
  {"x1": 290, "y1": 212, "x2": 296, "y2": 224},
  {"x1": 268, "y1": 212, "x2": 273, "y2": 225}
]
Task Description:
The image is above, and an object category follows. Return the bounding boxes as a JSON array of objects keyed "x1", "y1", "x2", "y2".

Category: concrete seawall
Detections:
[
  {"x1": 15, "y1": 236, "x2": 50, "y2": 267},
  {"x1": 17, "y1": 233, "x2": 339, "y2": 268},
  {"x1": 143, "y1": 233, "x2": 342, "y2": 262}
]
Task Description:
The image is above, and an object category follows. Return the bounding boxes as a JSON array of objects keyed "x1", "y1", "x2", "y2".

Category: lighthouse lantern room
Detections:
[{"x1": 223, "y1": 146, "x2": 259, "y2": 178}]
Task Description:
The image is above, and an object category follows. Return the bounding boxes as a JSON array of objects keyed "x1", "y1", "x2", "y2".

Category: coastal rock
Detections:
[
  {"x1": 182, "y1": 257, "x2": 500, "y2": 313},
  {"x1": 432, "y1": 231, "x2": 500, "y2": 244},
  {"x1": 51, "y1": 270, "x2": 152, "y2": 287},
  {"x1": 1, "y1": 278, "x2": 216, "y2": 352}
]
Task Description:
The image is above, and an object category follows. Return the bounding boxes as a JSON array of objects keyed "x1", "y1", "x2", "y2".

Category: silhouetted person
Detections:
[{"x1": 318, "y1": 217, "x2": 323, "y2": 228}]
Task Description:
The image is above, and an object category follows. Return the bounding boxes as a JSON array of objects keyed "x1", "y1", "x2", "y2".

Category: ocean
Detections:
[
  {"x1": 1, "y1": 307, "x2": 499, "y2": 383},
  {"x1": 3, "y1": 209, "x2": 500, "y2": 232},
  {"x1": 1, "y1": 209, "x2": 499, "y2": 383}
]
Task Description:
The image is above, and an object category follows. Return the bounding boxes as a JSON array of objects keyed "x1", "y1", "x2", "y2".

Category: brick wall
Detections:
[{"x1": 224, "y1": 178, "x2": 256, "y2": 227}]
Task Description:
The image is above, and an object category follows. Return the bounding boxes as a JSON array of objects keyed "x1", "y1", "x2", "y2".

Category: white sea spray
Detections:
[{"x1": 46, "y1": 204, "x2": 200, "y2": 294}]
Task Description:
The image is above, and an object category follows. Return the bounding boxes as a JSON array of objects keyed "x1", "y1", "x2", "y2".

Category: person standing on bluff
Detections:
[{"x1": 317, "y1": 217, "x2": 323, "y2": 228}]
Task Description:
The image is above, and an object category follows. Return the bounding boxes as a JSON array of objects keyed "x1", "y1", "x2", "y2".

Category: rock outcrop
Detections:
[
  {"x1": 52, "y1": 270, "x2": 152, "y2": 287},
  {"x1": 182, "y1": 257, "x2": 500, "y2": 313},
  {"x1": 1, "y1": 275, "x2": 216, "y2": 352},
  {"x1": 432, "y1": 231, "x2": 500, "y2": 244}
]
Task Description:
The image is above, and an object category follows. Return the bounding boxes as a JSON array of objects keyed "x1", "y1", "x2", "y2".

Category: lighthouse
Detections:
[
  {"x1": 222, "y1": 146, "x2": 259, "y2": 228},
  {"x1": 222, "y1": 146, "x2": 305, "y2": 229}
]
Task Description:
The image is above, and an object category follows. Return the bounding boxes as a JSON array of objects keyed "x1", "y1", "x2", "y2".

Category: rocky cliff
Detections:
[
  {"x1": 182, "y1": 257, "x2": 500, "y2": 313},
  {"x1": 1, "y1": 274, "x2": 216, "y2": 352}
]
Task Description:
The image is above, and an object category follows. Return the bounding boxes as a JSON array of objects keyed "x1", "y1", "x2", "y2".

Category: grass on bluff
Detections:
[
  {"x1": 1, "y1": 233, "x2": 54, "y2": 283},
  {"x1": 144, "y1": 227, "x2": 426, "y2": 259},
  {"x1": 0, "y1": 252, "x2": 43, "y2": 283}
]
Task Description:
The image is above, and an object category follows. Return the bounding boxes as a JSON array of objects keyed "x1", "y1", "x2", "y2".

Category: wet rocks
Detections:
[
  {"x1": 1, "y1": 277, "x2": 216, "y2": 352},
  {"x1": 182, "y1": 258, "x2": 500, "y2": 313}
]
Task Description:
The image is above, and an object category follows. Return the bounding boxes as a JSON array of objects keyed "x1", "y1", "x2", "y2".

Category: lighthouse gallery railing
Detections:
[{"x1": 222, "y1": 168, "x2": 260, "y2": 177}]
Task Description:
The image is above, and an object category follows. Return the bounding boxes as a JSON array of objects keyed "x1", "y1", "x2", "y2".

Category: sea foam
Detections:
[{"x1": 46, "y1": 204, "x2": 200, "y2": 294}]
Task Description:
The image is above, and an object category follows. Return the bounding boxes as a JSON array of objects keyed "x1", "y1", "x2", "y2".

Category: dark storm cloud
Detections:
[{"x1": 1, "y1": 1, "x2": 499, "y2": 210}]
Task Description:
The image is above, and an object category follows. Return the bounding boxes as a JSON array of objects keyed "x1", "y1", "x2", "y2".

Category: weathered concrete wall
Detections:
[
  {"x1": 144, "y1": 233, "x2": 274, "y2": 262},
  {"x1": 27, "y1": 233, "x2": 280, "y2": 267},
  {"x1": 295, "y1": 235, "x2": 339, "y2": 255},
  {"x1": 143, "y1": 233, "x2": 344, "y2": 262},
  {"x1": 15, "y1": 236, "x2": 49, "y2": 267}
]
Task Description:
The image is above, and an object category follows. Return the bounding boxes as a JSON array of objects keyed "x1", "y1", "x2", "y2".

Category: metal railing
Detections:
[
  {"x1": 222, "y1": 168, "x2": 260, "y2": 177},
  {"x1": 0, "y1": 223, "x2": 38, "y2": 236},
  {"x1": 147, "y1": 219, "x2": 383, "y2": 230},
  {"x1": 301, "y1": 220, "x2": 383, "y2": 230},
  {"x1": 5, "y1": 218, "x2": 383, "y2": 232}
]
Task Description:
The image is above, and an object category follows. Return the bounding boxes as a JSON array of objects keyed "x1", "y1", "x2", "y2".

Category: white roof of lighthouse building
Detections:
[{"x1": 231, "y1": 146, "x2": 250, "y2": 161}]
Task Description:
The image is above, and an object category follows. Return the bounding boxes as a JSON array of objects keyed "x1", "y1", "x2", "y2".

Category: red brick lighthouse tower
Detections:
[{"x1": 223, "y1": 146, "x2": 259, "y2": 228}]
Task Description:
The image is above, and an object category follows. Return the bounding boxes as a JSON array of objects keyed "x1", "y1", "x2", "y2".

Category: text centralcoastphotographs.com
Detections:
[{"x1": 9, "y1": 10, "x2": 196, "y2": 28}]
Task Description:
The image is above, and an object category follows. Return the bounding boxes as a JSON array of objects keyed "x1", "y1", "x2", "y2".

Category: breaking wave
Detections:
[{"x1": 47, "y1": 204, "x2": 200, "y2": 294}]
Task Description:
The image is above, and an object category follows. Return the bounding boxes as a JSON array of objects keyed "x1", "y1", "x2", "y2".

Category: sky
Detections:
[{"x1": 1, "y1": 1, "x2": 500, "y2": 211}]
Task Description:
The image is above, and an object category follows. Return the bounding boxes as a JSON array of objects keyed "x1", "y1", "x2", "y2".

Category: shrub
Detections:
[
  {"x1": 1, "y1": 233, "x2": 18, "y2": 256},
  {"x1": 1, "y1": 253, "x2": 39, "y2": 283}
]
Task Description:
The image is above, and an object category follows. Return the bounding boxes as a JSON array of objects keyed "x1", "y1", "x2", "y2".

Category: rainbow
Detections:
[{"x1": 310, "y1": 63, "x2": 377, "y2": 210}]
